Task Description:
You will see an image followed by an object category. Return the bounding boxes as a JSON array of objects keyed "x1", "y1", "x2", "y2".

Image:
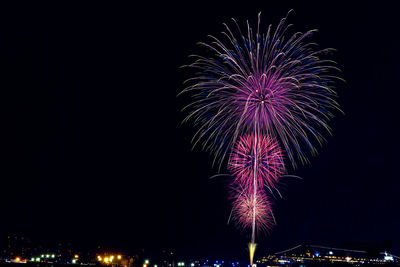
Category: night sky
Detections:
[{"x1": 2, "y1": 0, "x2": 400, "y2": 260}]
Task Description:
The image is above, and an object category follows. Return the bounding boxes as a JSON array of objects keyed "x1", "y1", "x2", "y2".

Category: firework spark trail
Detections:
[{"x1": 252, "y1": 131, "x2": 257, "y2": 246}]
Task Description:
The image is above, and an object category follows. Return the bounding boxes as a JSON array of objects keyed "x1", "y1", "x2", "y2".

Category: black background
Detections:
[{"x1": 1, "y1": 0, "x2": 400, "y2": 260}]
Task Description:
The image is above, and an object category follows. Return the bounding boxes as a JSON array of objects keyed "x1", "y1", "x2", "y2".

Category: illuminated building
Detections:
[{"x1": 256, "y1": 244, "x2": 399, "y2": 266}]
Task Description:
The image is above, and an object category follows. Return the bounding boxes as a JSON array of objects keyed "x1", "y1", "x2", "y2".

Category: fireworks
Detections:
[
  {"x1": 181, "y1": 12, "x2": 341, "y2": 167},
  {"x1": 231, "y1": 189, "x2": 274, "y2": 232},
  {"x1": 229, "y1": 134, "x2": 285, "y2": 190},
  {"x1": 180, "y1": 11, "x2": 341, "y2": 265}
]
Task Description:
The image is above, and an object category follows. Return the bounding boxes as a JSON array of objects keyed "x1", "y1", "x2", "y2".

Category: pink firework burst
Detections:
[
  {"x1": 231, "y1": 189, "x2": 275, "y2": 232},
  {"x1": 229, "y1": 134, "x2": 285, "y2": 190}
]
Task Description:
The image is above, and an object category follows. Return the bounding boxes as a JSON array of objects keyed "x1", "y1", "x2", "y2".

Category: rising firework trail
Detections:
[
  {"x1": 180, "y1": 10, "x2": 342, "y2": 265},
  {"x1": 229, "y1": 133, "x2": 284, "y2": 264}
]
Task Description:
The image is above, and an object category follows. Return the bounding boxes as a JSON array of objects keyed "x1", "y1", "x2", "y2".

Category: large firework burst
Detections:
[{"x1": 181, "y1": 11, "x2": 341, "y2": 167}]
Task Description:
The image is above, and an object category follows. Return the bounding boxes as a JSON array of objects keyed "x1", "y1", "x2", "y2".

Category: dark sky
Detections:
[{"x1": 2, "y1": 0, "x2": 400, "y2": 260}]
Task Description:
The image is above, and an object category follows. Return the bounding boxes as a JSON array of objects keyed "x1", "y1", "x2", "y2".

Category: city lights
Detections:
[
  {"x1": 95, "y1": 254, "x2": 125, "y2": 265},
  {"x1": 385, "y1": 255, "x2": 394, "y2": 261},
  {"x1": 3, "y1": 243, "x2": 399, "y2": 267},
  {"x1": 2, "y1": 250, "x2": 400, "y2": 267}
]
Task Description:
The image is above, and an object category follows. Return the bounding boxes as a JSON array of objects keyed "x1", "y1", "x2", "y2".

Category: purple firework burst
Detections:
[{"x1": 181, "y1": 11, "x2": 341, "y2": 167}]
